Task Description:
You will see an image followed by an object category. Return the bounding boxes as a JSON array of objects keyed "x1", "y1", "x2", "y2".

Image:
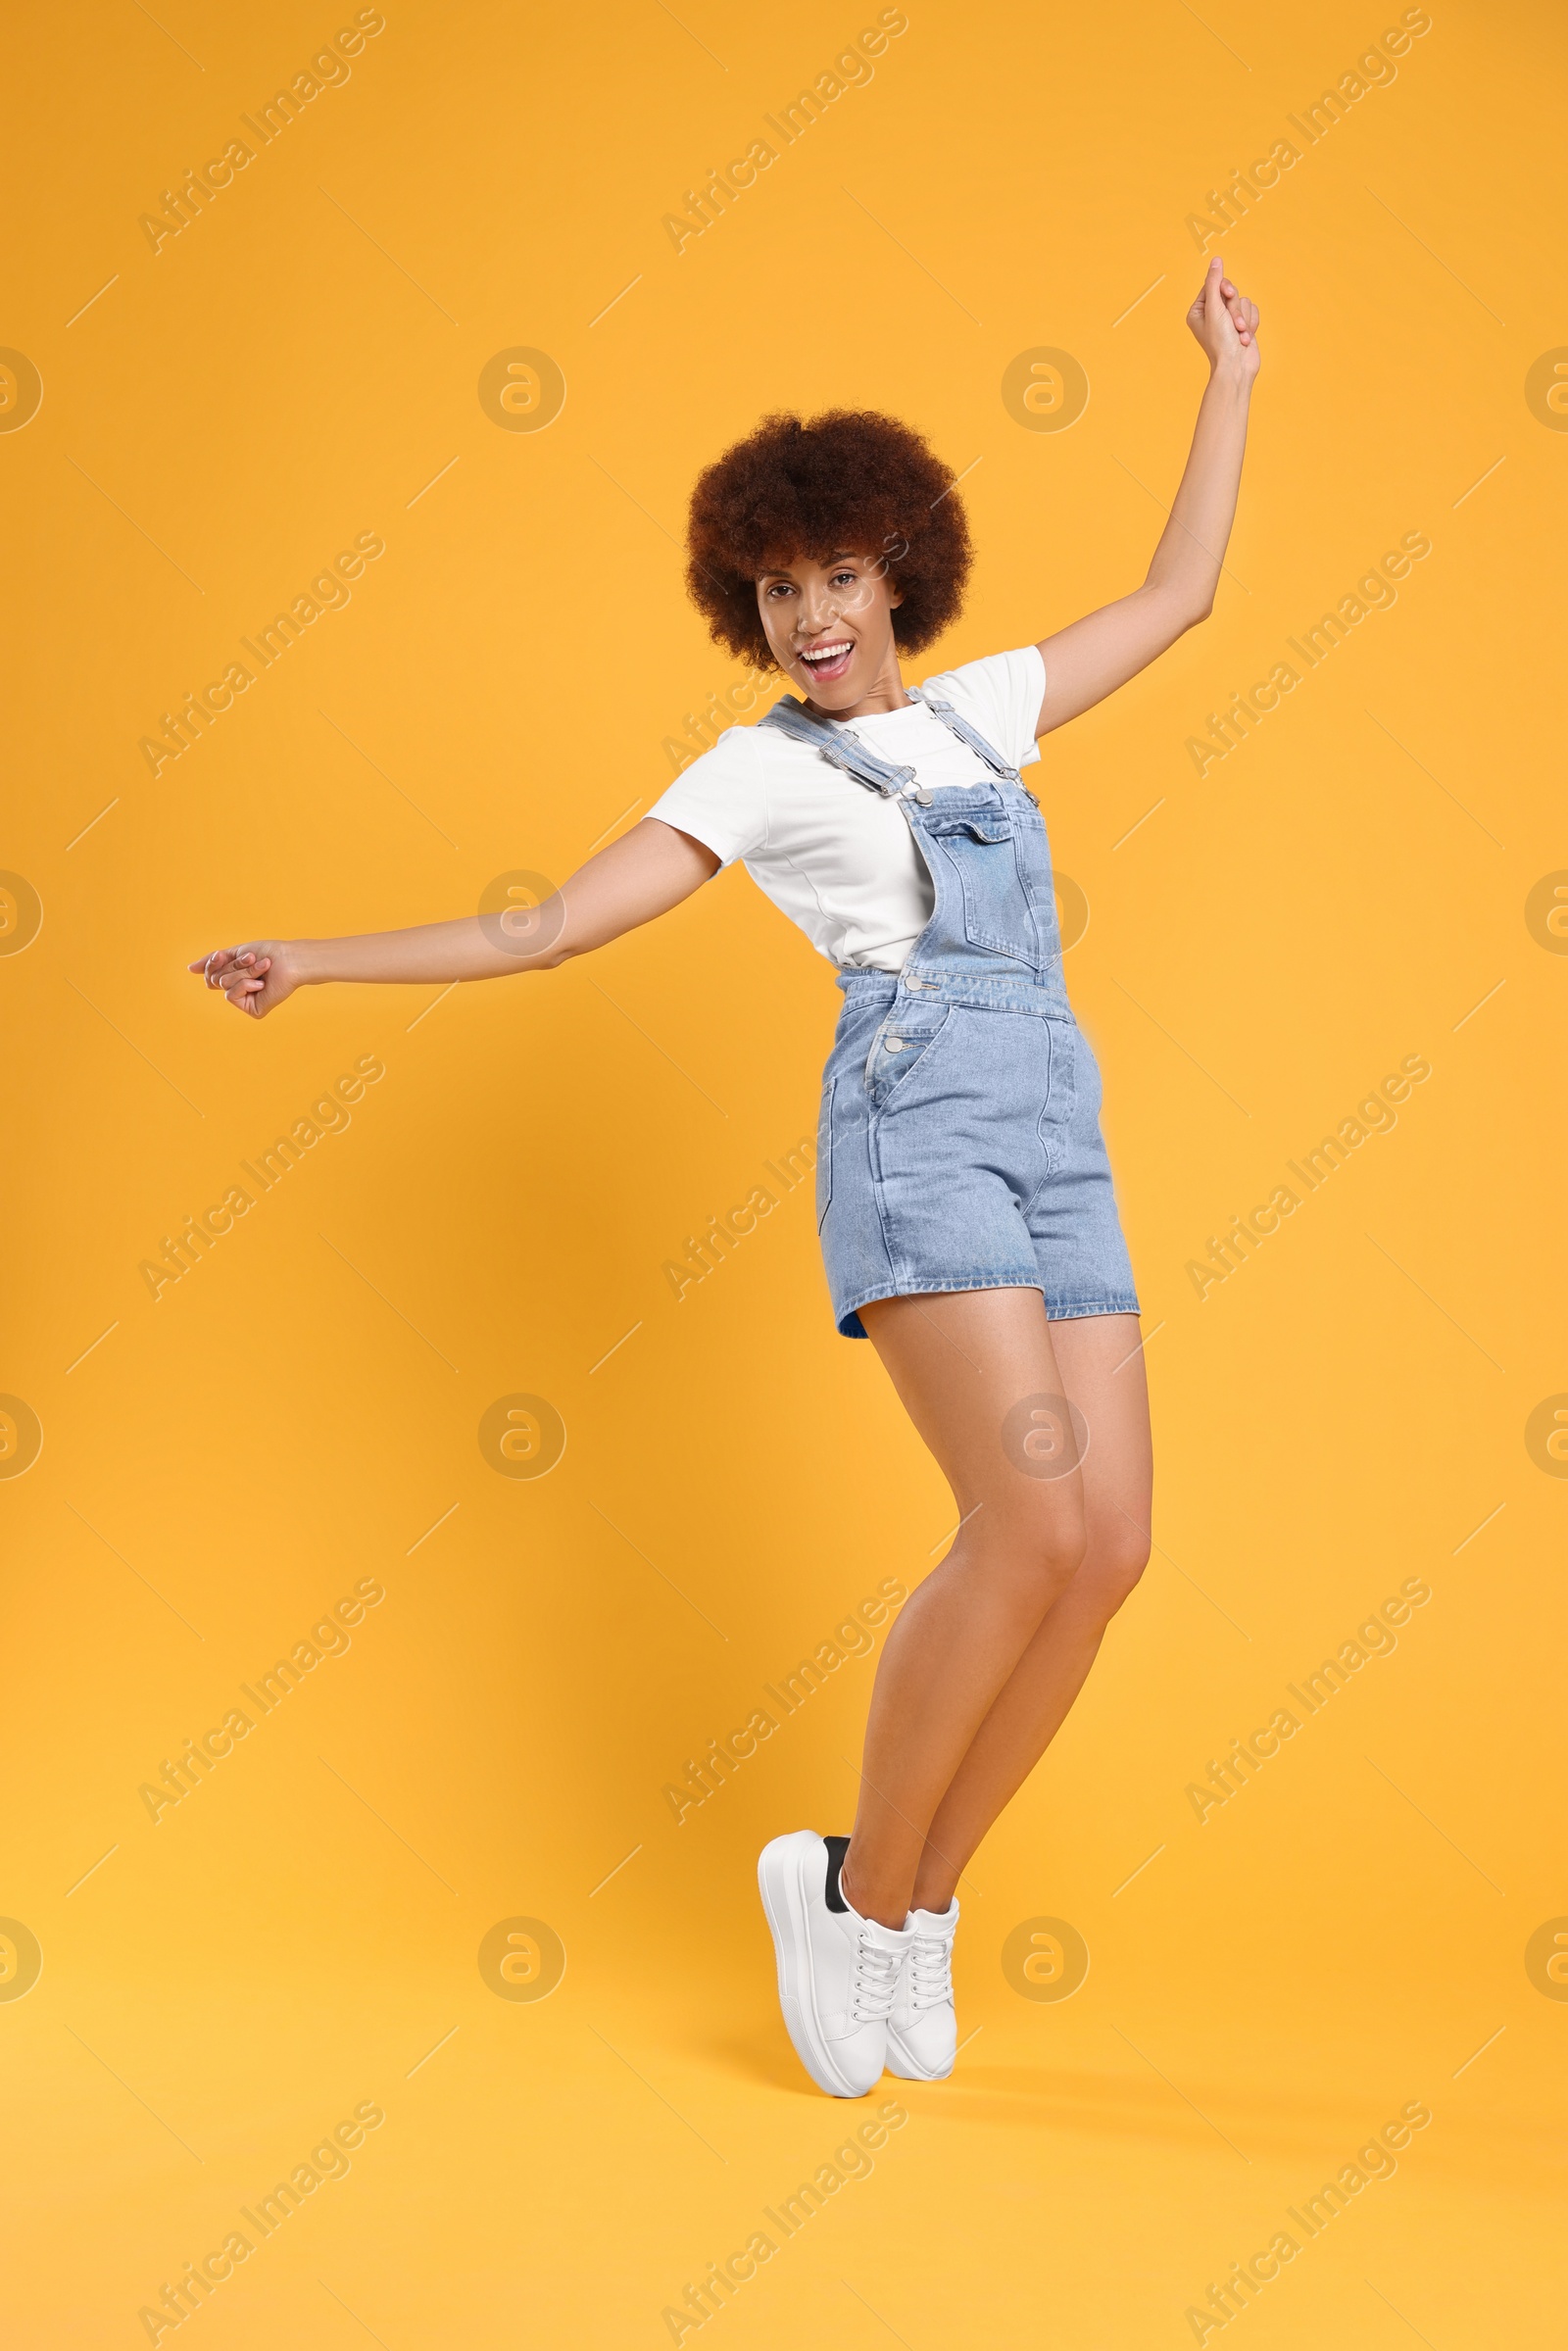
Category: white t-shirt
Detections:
[{"x1": 647, "y1": 646, "x2": 1047, "y2": 972}]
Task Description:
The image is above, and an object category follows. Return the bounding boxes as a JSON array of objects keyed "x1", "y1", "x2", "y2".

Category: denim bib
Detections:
[{"x1": 760, "y1": 688, "x2": 1070, "y2": 1018}]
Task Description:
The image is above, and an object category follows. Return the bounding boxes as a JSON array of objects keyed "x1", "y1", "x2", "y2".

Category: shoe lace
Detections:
[
  {"x1": 850, "y1": 1930, "x2": 903, "y2": 2026},
  {"x1": 906, "y1": 1930, "x2": 954, "y2": 2013}
]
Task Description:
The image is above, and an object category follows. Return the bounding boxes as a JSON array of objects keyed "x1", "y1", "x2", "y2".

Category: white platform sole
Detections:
[{"x1": 757, "y1": 1832, "x2": 867, "y2": 2099}]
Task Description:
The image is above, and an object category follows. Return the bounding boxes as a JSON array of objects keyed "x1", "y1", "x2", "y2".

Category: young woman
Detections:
[{"x1": 193, "y1": 258, "x2": 1259, "y2": 2099}]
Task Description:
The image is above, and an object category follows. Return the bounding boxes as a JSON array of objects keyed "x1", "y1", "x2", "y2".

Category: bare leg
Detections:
[
  {"x1": 909, "y1": 1311, "x2": 1152, "y2": 1912},
  {"x1": 838, "y1": 1288, "x2": 1091, "y2": 1926},
  {"x1": 839, "y1": 1293, "x2": 1151, "y2": 1928}
]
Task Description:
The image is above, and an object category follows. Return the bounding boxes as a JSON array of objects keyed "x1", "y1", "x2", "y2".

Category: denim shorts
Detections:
[
  {"x1": 816, "y1": 974, "x2": 1141, "y2": 1340},
  {"x1": 759, "y1": 681, "x2": 1142, "y2": 1343}
]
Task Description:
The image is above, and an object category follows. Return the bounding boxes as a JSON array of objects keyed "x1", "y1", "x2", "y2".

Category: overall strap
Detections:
[
  {"x1": 905, "y1": 685, "x2": 1020, "y2": 780},
  {"x1": 760, "y1": 686, "x2": 1020, "y2": 799},
  {"x1": 759, "y1": 694, "x2": 929, "y2": 803}
]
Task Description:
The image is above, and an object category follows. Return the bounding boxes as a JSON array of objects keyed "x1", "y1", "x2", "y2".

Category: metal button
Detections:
[{"x1": 884, "y1": 1036, "x2": 906, "y2": 1053}]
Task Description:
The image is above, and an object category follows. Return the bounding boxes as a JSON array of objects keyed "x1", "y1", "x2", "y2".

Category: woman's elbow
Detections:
[{"x1": 1146, "y1": 581, "x2": 1212, "y2": 634}]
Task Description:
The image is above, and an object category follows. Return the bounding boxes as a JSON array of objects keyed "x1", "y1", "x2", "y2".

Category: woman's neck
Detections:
[{"x1": 805, "y1": 662, "x2": 911, "y2": 723}]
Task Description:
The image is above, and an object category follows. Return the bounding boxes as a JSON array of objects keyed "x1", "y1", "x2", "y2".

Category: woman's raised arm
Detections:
[
  {"x1": 1031, "y1": 256, "x2": 1261, "y2": 738},
  {"x1": 189, "y1": 817, "x2": 721, "y2": 1019}
]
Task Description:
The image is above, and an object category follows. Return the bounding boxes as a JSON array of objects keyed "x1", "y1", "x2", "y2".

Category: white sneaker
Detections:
[
  {"x1": 758, "y1": 1831, "x2": 912, "y2": 2097},
  {"x1": 886, "y1": 1898, "x2": 959, "y2": 2080}
]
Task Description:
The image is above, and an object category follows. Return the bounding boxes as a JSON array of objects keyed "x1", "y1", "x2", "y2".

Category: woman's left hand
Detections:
[{"x1": 1187, "y1": 256, "x2": 1260, "y2": 381}]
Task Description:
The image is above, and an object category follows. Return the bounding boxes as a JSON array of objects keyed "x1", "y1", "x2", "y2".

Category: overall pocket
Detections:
[
  {"x1": 861, "y1": 1006, "x2": 954, "y2": 1108},
  {"x1": 923, "y1": 812, "x2": 1041, "y2": 966}
]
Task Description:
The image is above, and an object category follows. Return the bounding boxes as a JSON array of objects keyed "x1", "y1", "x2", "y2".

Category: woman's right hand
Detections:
[{"x1": 188, "y1": 938, "x2": 305, "y2": 1019}]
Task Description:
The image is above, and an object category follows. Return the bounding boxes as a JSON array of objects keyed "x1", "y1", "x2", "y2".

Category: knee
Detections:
[
  {"x1": 983, "y1": 1505, "x2": 1088, "y2": 1618},
  {"x1": 1040, "y1": 1523, "x2": 1091, "y2": 1602},
  {"x1": 1072, "y1": 1533, "x2": 1151, "y2": 1621}
]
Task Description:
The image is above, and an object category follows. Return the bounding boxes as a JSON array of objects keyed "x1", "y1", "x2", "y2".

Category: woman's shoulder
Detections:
[
  {"x1": 919, "y1": 644, "x2": 1045, "y2": 707},
  {"x1": 647, "y1": 723, "x2": 771, "y2": 865},
  {"x1": 685, "y1": 719, "x2": 764, "y2": 772}
]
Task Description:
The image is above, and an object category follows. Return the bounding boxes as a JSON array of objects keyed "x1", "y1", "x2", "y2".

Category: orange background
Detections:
[{"x1": 3, "y1": 0, "x2": 1565, "y2": 2342}]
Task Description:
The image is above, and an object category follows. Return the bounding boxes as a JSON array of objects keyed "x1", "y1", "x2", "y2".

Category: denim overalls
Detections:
[{"x1": 760, "y1": 688, "x2": 1140, "y2": 1339}]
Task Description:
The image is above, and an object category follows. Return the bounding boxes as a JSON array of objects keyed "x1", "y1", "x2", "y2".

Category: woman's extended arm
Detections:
[
  {"x1": 1032, "y1": 255, "x2": 1261, "y2": 737},
  {"x1": 190, "y1": 818, "x2": 721, "y2": 1018}
]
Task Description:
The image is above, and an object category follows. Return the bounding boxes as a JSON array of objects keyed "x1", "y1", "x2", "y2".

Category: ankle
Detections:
[
  {"x1": 839, "y1": 1851, "x2": 910, "y2": 1933},
  {"x1": 909, "y1": 1883, "x2": 956, "y2": 1918}
]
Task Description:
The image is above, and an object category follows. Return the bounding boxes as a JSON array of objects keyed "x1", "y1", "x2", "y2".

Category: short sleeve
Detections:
[
  {"x1": 645, "y1": 727, "x2": 768, "y2": 868},
  {"x1": 920, "y1": 646, "x2": 1047, "y2": 770}
]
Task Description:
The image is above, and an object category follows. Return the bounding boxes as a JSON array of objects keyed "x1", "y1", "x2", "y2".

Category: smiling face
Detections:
[{"x1": 756, "y1": 550, "x2": 907, "y2": 717}]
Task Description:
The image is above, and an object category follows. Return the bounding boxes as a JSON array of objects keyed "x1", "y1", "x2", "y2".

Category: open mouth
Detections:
[{"x1": 798, "y1": 639, "x2": 855, "y2": 685}]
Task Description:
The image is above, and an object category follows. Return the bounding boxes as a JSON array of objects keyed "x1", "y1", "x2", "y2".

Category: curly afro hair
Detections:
[{"x1": 684, "y1": 409, "x2": 972, "y2": 670}]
